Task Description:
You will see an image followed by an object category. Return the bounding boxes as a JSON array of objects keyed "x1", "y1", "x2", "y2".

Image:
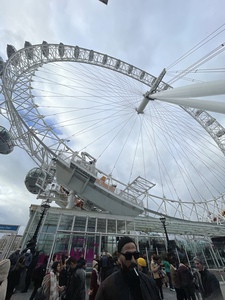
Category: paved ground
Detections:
[
  {"x1": 10, "y1": 286, "x2": 177, "y2": 300},
  {"x1": 11, "y1": 290, "x2": 32, "y2": 300}
]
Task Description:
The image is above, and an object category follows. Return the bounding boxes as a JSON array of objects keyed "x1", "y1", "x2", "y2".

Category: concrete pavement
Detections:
[{"x1": 10, "y1": 286, "x2": 177, "y2": 300}]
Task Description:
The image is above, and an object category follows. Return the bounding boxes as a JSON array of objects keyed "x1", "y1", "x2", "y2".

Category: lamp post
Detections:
[
  {"x1": 27, "y1": 199, "x2": 50, "y2": 252},
  {"x1": 160, "y1": 217, "x2": 169, "y2": 252}
]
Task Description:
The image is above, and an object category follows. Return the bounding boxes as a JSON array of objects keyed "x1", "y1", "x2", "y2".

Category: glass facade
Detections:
[
  {"x1": 20, "y1": 205, "x2": 225, "y2": 270},
  {"x1": 21, "y1": 205, "x2": 153, "y2": 264}
]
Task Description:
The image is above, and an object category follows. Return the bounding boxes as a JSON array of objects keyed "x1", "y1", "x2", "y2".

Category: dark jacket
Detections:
[
  {"x1": 32, "y1": 263, "x2": 47, "y2": 287},
  {"x1": 65, "y1": 266, "x2": 86, "y2": 300},
  {"x1": 8, "y1": 250, "x2": 20, "y2": 268},
  {"x1": 178, "y1": 264, "x2": 194, "y2": 288},
  {"x1": 170, "y1": 264, "x2": 182, "y2": 289},
  {"x1": 89, "y1": 268, "x2": 99, "y2": 300},
  {"x1": 195, "y1": 268, "x2": 224, "y2": 300},
  {"x1": 95, "y1": 269, "x2": 160, "y2": 300}
]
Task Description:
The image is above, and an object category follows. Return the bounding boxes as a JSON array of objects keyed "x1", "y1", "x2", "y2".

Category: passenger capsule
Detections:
[
  {"x1": 0, "y1": 126, "x2": 14, "y2": 154},
  {"x1": 25, "y1": 167, "x2": 51, "y2": 194},
  {"x1": 0, "y1": 56, "x2": 4, "y2": 76},
  {"x1": 42, "y1": 41, "x2": 49, "y2": 58},
  {"x1": 24, "y1": 41, "x2": 33, "y2": 60},
  {"x1": 7, "y1": 44, "x2": 17, "y2": 58}
]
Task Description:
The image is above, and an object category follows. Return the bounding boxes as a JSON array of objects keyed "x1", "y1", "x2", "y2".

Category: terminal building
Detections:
[
  {"x1": 2, "y1": 145, "x2": 225, "y2": 268},
  {"x1": 20, "y1": 203, "x2": 225, "y2": 269}
]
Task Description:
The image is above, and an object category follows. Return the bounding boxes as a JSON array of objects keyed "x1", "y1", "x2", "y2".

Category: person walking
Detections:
[
  {"x1": 21, "y1": 249, "x2": 33, "y2": 269},
  {"x1": 22, "y1": 250, "x2": 40, "y2": 293},
  {"x1": 170, "y1": 259, "x2": 187, "y2": 300},
  {"x1": 59, "y1": 255, "x2": 69, "y2": 299},
  {"x1": 88, "y1": 260, "x2": 99, "y2": 300},
  {"x1": 162, "y1": 258, "x2": 175, "y2": 291},
  {"x1": 65, "y1": 257, "x2": 86, "y2": 300},
  {"x1": 20, "y1": 249, "x2": 33, "y2": 292},
  {"x1": 8, "y1": 249, "x2": 21, "y2": 270},
  {"x1": 193, "y1": 256, "x2": 224, "y2": 300},
  {"x1": 178, "y1": 259, "x2": 196, "y2": 300},
  {"x1": 99, "y1": 252, "x2": 109, "y2": 282},
  {"x1": 6, "y1": 255, "x2": 25, "y2": 300},
  {"x1": 151, "y1": 254, "x2": 165, "y2": 300},
  {"x1": 95, "y1": 236, "x2": 160, "y2": 300}
]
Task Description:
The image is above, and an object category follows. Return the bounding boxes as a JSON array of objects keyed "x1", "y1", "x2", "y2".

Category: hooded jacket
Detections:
[{"x1": 0, "y1": 259, "x2": 11, "y2": 300}]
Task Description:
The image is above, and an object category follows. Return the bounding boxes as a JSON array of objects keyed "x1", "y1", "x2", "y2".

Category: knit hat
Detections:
[
  {"x1": 193, "y1": 256, "x2": 205, "y2": 265},
  {"x1": 137, "y1": 257, "x2": 147, "y2": 267},
  {"x1": 117, "y1": 236, "x2": 136, "y2": 253},
  {"x1": 92, "y1": 260, "x2": 98, "y2": 268}
]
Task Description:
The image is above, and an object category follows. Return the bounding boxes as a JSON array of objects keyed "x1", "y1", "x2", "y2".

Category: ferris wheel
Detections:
[{"x1": 1, "y1": 41, "x2": 225, "y2": 222}]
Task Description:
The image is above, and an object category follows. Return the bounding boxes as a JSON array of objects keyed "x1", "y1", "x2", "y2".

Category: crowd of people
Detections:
[
  {"x1": 0, "y1": 236, "x2": 224, "y2": 300},
  {"x1": 2, "y1": 249, "x2": 89, "y2": 300}
]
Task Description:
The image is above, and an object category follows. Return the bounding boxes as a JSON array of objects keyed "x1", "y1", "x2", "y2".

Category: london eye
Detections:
[{"x1": 1, "y1": 41, "x2": 225, "y2": 224}]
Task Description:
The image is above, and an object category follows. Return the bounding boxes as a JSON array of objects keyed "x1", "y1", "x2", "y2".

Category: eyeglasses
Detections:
[{"x1": 120, "y1": 251, "x2": 140, "y2": 260}]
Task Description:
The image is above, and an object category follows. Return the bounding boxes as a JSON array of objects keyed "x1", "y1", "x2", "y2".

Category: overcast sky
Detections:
[{"x1": 1, "y1": 0, "x2": 225, "y2": 235}]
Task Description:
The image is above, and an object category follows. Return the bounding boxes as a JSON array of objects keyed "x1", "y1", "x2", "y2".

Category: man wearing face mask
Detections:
[{"x1": 95, "y1": 236, "x2": 160, "y2": 300}]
